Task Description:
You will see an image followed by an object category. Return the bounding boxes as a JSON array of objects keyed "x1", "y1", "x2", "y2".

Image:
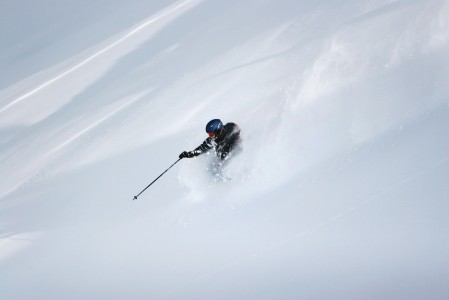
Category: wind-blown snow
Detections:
[{"x1": 1, "y1": 0, "x2": 448, "y2": 299}]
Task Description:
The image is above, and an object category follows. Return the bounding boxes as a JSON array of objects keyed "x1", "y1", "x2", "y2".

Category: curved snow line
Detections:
[
  {"x1": 0, "y1": 0, "x2": 194, "y2": 115},
  {"x1": 48, "y1": 95, "x2": 144, "y2": 156},
  {"x1": 0, "y1": 231, "x2": 43, "y2": 262},
  {"x1": 0, "y1": 93, "x2": 145, "y2": 199}
]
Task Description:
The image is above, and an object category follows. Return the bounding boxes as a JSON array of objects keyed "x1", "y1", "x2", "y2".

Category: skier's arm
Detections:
[
  {"x1": 179, "y1": 137, "x2": 214, "y2": 159},
  {"x1": 194, "y1": 137, "x2": 214, "y2": 153}
]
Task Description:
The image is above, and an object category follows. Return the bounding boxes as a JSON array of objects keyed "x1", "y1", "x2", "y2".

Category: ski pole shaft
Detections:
[{"x1": 133, "y1": 158, "x2": 182, "y2": 200}]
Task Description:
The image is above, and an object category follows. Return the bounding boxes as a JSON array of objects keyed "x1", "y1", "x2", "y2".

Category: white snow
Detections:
[{"x1": 1, "y1": 0, "x2": 448, "y2": 299}]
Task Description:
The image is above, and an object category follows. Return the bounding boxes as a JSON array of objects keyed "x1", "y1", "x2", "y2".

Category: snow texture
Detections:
[{"x1": 1, "y1": 0, "x2": 448, "y2": 299}]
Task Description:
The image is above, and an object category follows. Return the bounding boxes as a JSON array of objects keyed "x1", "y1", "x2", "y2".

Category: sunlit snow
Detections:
[{"x1": 1, "y1": 0, "x2": 448, "y2": 299}]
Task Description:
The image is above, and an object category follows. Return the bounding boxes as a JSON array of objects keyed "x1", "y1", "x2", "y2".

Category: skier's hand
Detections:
[{"x1": 179, "y1": 151, "x2": 194, "y2": 159}]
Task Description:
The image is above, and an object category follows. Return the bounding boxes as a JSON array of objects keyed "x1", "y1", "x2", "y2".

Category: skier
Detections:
[
  {"x1": 179, "y1": 119, "x2": 241, "y2": 161},
  {"x1": 133, "y1": 120, "x2": 239, "y2": 199}
]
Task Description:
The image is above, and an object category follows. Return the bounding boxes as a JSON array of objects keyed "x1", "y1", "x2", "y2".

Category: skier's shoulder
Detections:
[{"x1": 224, "y1": 122, "x2": 240, "y2": 134}]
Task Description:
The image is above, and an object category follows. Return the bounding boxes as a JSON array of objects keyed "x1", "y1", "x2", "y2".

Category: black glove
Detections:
[{"x1": 179, "y1": 151, "x2": 195, "y2": 159}]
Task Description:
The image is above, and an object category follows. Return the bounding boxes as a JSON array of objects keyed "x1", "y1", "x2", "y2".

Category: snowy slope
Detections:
[{"x1": 1, "y1": 0, "x2": 448, "y2": 299}]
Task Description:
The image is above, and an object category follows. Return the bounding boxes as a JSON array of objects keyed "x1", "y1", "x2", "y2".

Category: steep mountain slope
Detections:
[{"x1": 1, "y1": 0, "x2": 448, "y2": 299}]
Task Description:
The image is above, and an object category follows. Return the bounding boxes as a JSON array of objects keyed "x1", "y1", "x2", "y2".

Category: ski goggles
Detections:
[{"x1": 208, "y1": 129, "x2": 223, "y2": 139}]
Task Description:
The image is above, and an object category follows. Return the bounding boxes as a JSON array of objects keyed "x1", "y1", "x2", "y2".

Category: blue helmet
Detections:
[{"x1": 205, "y1": 119, "x2": 224, "y2": 133}]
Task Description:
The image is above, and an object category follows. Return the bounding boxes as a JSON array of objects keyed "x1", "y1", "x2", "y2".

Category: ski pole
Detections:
[{"x1": 133, "y1": 158, "x2": 182, "y2": 200}]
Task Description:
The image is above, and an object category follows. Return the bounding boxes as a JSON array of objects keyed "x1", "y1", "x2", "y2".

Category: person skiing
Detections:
[{"x1": 179, "y1": 119, "x2": 241, "y2": 161}]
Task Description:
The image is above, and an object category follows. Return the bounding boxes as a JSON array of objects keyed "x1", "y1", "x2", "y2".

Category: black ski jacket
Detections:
[{"x1": 192, "y1": 122, "x2": 240, "y2": 160}]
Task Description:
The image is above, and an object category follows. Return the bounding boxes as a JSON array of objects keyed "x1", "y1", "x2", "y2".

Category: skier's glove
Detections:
[{"x1": 179, "y1": 151, "x2": 196, "y2": 159}]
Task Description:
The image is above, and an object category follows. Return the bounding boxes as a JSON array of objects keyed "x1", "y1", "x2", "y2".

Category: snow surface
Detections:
[{"x1": 1, "y1": 0, "x2": 448, "y2": 299}]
